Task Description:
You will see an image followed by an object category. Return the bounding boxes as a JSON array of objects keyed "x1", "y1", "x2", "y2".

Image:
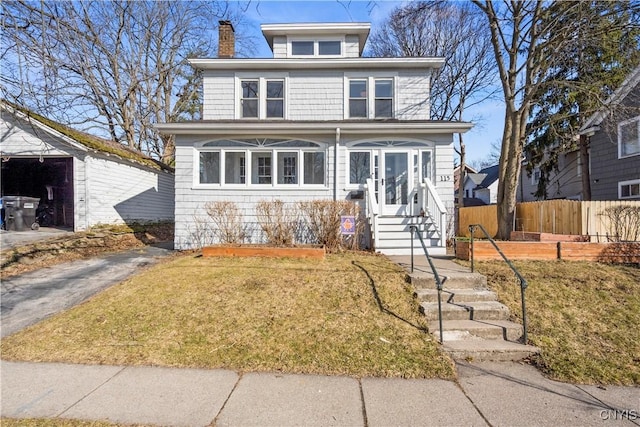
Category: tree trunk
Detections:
[
  {"x1": 496, "y1": 109, "x2": 524, "y2": 240},
  {"x1": 579, "y1": 134, "x2": 591, "y2": 200}
]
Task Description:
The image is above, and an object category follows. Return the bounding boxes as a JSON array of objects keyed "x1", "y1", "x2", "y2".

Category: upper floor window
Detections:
[
  {"x1": 619, "y1": 116, "x2": 640, "y2": 158},
  {"x1": 375, "y1": 80, "x2": 393, "y2": 118},
  {"x1": 347, "y1": 77, "x2": 395, "y2": 119},
  {"x1": 349, "y1": 80, "x2": 367, "y2": 118},
  {"x1": 290, "y1": 40, "x2": 342, "y2": 57},
  {"x1": 238, "y1": 77, "x2": 286, "y2": 119}
]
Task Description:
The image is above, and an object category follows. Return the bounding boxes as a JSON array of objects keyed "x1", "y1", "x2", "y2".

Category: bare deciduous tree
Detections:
[
  {"x1": 1, "y1": 0, "x2": 253, "y2": 163},
  {"x1": 473, "y1": 0, "x2": 640, "y2": 239},
  {"x1": 368, "y1": 0, "x2": 498, "y2": 210}
]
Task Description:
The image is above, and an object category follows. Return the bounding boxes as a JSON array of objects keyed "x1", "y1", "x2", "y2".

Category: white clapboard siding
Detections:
[
  {"x1": 1, "y1": 112, "x2": 85, "y2": 157},
  {"x1": 84, "y1": 156, "x2": 174, "y2": 226},
  {"x1": 202, "y1": 71, "x2": 236, "y2": 120},
  {"x1": 288, "y1": 71, "x2": 344, "y2": 120},
  {"x1": 200, "y1": 70, "x2": 433, "y2": 121},
  {"x1": 272, "y1": 36, "x2": 287, "y2": 58},
  {"x1": 396, "y1": 71, "x2": 431, "y2": 120},
  {"x1": 344, "y1": 35, "x2": 360, "y2": 58}
]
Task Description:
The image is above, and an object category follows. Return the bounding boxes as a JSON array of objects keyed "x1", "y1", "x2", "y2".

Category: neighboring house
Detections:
[
  {"x1": 0, "y1": 101, "x2": 175, "y2": 231},
  {"x1": 518, "y1": 151, "x2": 584, "y2": 202},
  {"x1": 579, "y1": 65, "x2": 640, "y2": 200},
  {"x1": 156, "y1": 21, "x2": 472, "y2": 254},
  {"x1": 453, "y1": 164, "x2": 477, "y2": 205},
  {"x1": 461, "y1": 165, "x2": 499, "y2": 205}
]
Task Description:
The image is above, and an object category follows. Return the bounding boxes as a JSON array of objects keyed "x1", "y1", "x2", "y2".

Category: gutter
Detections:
[{"x1": 334, "y1": 128, "x2": 340, "y2": 201}]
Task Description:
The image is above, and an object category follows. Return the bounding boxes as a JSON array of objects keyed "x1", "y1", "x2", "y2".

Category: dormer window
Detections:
[{"x1": 290, "y1": 39, "x2": 342, "y2": 57}]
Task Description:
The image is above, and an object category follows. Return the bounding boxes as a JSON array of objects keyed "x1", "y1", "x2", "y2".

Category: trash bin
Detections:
[
  {"x1": 21, "y1": 197, "x2": 40, "y2": 230},
  {"x1": 2, "y1": 196, "x2": 40, "y2": 231}
]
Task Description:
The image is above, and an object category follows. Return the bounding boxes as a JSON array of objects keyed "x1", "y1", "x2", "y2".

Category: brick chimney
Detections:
[{"x1": 218, "y1": 20, "x2": 235, "y2": 58}]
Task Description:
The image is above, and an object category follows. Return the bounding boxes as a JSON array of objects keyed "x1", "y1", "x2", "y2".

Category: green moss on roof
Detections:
[{"x1": 4, "y1": 101, "x2": 172, "y2": 172}]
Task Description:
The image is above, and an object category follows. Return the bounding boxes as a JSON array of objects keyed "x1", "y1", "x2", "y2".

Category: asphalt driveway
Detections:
[{"x1": 1, "y1": 242, "x2": 173, "y2": 338}]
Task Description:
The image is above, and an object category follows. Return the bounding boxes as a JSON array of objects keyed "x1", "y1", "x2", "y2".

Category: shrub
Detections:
[
  {"x1": 256, "y1": 199, "x2": 299, "y2": 246},
  {"x1": 204, "y1": 201, "x2": 247, "y2": 244},
  {"x1": 600, "y1": 205, "x2": 640, "y2": 242},
  {"x1": 298, "y1": 200, "x2": 365, "y2": 252}
]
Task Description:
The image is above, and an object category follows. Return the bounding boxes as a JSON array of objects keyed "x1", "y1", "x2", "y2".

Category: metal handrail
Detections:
[
  {"x1": 469, "y1": 224, "x2": 529, "y2": 343},
  {"x1": 409, "y1": 224, "x2": 444, "y2": 344}
]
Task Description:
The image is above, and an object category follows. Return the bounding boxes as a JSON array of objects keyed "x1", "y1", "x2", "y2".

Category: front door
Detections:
[{"x1": 382, "y1": 151, "x2": 410, "y2": 215}]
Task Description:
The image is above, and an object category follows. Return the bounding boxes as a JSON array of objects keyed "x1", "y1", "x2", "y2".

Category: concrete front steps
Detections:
[{"x1": 408, "y1": 261, "x2": 539, "y2": 362}]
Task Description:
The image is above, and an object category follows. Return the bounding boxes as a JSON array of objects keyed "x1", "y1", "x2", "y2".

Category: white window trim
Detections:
[
  {"x1": 619, "y1": 178, "x2": 640, "y2": 199},
  {"x1": 235, "y1": 73, "x2": 289, "y2": 120},
  {"x1": 287, "y1": 36, "x2": 345, "y2": 58},
  {"x1": 344, "y1": 73, "x2": 398, "y2": 120},
  {"x1": 618, "y1": 115, "x2": 640, "y2": 159},
  {"x1": 193, "y1": 146, "x2": 328, "y2": 189}
]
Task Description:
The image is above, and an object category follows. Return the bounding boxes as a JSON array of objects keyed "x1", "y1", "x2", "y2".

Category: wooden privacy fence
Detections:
[{"x1": 458, "y1": 200, "x2": 640, "y2": 239}]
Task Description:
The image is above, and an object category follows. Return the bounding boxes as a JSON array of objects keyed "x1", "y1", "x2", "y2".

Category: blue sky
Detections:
[{"x1": 239, "y1": 0, "x2": 504, "y2": 166}]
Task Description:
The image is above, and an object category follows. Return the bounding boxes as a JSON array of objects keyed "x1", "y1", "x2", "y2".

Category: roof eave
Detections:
[
  {"x1": 155, "y1": 121, "x2": 473, "y2": 136},
  {"x1": 188, "y1": 57, "x2": 445, "y2": 70}
]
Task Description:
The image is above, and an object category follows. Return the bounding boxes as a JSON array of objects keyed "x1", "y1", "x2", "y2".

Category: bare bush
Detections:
[
  {"x1": 186, "y1": 213, "x2": 215, "y2": 248},
  {"x1": 204, "y1": 201, "x2": 248, "y2": 244},
  {"x1": 256, "y1": 200, "x2": 299, "y2": 246},
  {"x1": 298, "y1": 200, "x2": 365, "y2": 252},
  {"x1": 600, "y1": 206, "x2": 640, "y2": 242}
]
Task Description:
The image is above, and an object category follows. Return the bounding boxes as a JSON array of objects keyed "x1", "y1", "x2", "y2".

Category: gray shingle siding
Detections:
[{"x1": 590, "y1": 84, "x2": 640, "y2": 200}]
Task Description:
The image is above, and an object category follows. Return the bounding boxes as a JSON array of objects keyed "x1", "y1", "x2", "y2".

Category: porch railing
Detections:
[
  {"x1": 419, "y1": 178, "x2": 447, "y2": 247},
  {"x1": 365, "y1": 178, "x2": 379, "y2": 249}
]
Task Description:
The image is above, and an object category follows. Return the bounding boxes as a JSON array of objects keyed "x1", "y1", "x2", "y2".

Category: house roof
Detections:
[
  {"x1": 1, "y1": 101, "x2": 172, "y2": 172},
  {"x1": 465, "y1": 164, "x2": 499, "y2": 189},
  {"x1": 156, "y1": 119, "x2": 473, "y2": 136},
  {"x1": 580, "y1": 64, "x2": 640, "y2": 133},
  {"x1": 477, "y1": 164, "x2": 499, "y2": 188},
  {"x1": 260, "y1": 22, "x2": 371, "y2": 56}
]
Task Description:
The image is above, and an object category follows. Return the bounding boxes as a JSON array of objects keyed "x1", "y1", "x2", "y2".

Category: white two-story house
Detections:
[{"x1": 157, "y1": 21, "x2": 472, "y2": 254}]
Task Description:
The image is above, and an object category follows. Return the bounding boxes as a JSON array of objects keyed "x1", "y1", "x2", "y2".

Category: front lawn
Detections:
[
  {"x1": 473, "y1": 260, "x2": 640, "y2": 385},
  {"x1": 1, "y1": 252, "x2": 455, "y2": 379}
]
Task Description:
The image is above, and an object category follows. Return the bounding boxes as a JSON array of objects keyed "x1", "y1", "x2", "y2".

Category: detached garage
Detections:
[{"x1": 0, "y1": 102, "x2": 174, "y2": 231}]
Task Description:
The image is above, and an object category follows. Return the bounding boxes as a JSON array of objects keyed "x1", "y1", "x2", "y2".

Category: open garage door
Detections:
[{"x1": 1, "y1": 157, "x2": 74, "y2": 228}]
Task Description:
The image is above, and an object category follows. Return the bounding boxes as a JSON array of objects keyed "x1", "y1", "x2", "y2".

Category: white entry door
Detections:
[{"x1": 381, "y1": 151, "x2": 411, "y2": 215}]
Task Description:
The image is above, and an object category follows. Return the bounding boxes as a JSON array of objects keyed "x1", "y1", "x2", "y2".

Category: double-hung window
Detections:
[
  {"x1": 241, "y1": 80, "x2": 259, "y2": 118},
  {"x1": 238, "y1": 77, "x2": 286, "y2": 119},
  {"x1": 196, "y1": 139, "x2": 326, "y2": 187},
  {"x1": 375, "y1": 79, "x2": 393, "y2": 118},
  {"x1": 347, "y1": 77, "x2": 395, "y2": 119},
  {"x1": 349, "y1": 80, "x2": 367, "y2": 118},
  {"x1": 618, "y1": 116, "x2": 640, "y2": 158}
]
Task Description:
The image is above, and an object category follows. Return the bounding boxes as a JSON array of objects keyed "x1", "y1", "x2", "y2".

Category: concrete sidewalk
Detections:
[{"x1": 2, "y1": 359, "x2": 638, "y2": 426}]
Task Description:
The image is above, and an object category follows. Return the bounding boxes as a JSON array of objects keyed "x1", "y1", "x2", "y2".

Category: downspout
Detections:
[{"x1": 334, "y1": 127, "x2": 340, "y2": 201}]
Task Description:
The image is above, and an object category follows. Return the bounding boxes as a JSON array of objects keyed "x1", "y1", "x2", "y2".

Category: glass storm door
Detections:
[{"x1": 382, "y1": 152, "x2": 410, "y2": 215}]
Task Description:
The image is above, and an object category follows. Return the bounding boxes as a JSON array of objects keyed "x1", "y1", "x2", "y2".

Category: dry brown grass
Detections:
[
  {"x1": 471, "y1": 260, "x2": 640, "y2": 385},
  {"x1": 1, "y1": 252, "x2": 454, "y2": 379},
  {"x1": 0, "y1": 419, "x2": 145, "y2": 427}
]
